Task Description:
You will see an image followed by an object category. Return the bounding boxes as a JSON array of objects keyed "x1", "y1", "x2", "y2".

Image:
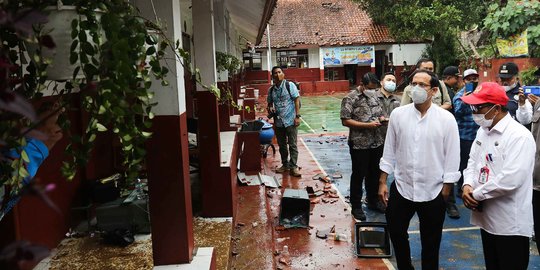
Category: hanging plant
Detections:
[{"x1": 0, "y1": 0, "x2": 170, "y2": 192}]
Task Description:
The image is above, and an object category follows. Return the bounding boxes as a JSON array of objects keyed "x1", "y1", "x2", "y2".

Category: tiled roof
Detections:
[{"x1": 258, "y1": 0, "x2": 396, "y2": 48}]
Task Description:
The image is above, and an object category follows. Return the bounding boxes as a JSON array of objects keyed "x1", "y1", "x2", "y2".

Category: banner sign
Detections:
[
  {"x1": 496, "y1": 30, "x2": 529, "y2": 57},
  {"x1": 321, "y1": 46, "x2": 374, "y2": 66}
]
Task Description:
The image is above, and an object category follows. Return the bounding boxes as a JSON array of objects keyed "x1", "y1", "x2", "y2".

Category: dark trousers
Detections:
[
  {"x1": 448, "y1": 139, "x2": 473, "y2": 204},
  {"x1": 275, "y1": 125, "x2": 298, "y2": 168},
  {"x1": 480, "y1": 229, "x2": 529, "y2": 270},
  {"x1": 349, "y1": 145, "x2": 383, "y2": 209},
  {"x1": 386, "y1": 182, "x2": 446, "y2": 270},
  {"x1": 534, "y1": 189, "x2": 540, "y2": 253}
]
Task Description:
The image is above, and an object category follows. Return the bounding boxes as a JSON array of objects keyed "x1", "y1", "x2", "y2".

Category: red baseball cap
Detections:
[{"x1": 460, "y1": 82, "x2": 509, "y2": 105}]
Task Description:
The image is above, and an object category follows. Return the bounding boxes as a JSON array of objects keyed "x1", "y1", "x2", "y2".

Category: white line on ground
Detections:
[
  {"x1": 300, "y1": 117, "x2": 316, "y2": 133},
  {"x1": 408, "y1": 226, "x2": 480, "y2": 234},
  {"x1": 300, "y1": 137, "x2": 396, "y2": 270}
]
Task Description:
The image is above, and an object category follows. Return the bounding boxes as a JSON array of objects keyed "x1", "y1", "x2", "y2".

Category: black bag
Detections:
[
  {"x1": 284, "y1": 80, "x2": 302, "y2": 108},
  {"x1": 103, "y1": 228, "x2": 135, "y2": 247}
]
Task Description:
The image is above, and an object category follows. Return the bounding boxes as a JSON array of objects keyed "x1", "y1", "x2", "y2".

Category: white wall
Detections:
[
  {"x1": 260, "y1": 49, "x2": 277, "y2": 71},
  {"x1": 308, "y1": 47, "x2": 320, "y2": 69},
  {"x1": 384, "y1": 43, "x2": 427, "y2": 66}
]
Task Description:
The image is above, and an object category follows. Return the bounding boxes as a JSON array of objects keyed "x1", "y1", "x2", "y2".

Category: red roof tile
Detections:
[{"x1": 258, "y1": 0, "x2": 396, "y2": 47}]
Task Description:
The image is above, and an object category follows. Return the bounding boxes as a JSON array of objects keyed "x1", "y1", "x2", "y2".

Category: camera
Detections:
[
  {"x1": 523, "y1": 85, "x2": 540, "y2": 96},
  {"x1": 267, "y1": 112, "x2": 277, "y2": 118}
]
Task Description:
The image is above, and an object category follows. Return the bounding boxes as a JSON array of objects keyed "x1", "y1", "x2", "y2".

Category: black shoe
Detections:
[
  {"x1": 446, "y1": 203, "x2": 460, "y2": 219},
  {"x1": 352, "y1": 208, "x2": 366, "y2": 221},
  {"x1": 367, "y1": 201, "x2": 386, "y2": 213}
]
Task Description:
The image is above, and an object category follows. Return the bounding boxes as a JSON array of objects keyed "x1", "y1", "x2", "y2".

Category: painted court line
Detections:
[
  {"x1": 408, "y1": 226, "x2": 480, "y2": 234},
  {"x1": 300, "y1": 117, "x2": 316, "y2": 134},
  {"x1": 300, "y1": 137, "x2": 396, "y2": 270}
]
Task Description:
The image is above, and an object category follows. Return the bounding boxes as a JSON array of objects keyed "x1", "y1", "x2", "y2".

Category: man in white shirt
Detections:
[
  {"x1": 515, "y1": 89, "x2": 540, "y2": 255},
  {"x1": 461, "y1": 82, "x2": 535, "y2": 270},
  {"x1": 378, "y1": 71, "x2": 460, "y2": 270}
]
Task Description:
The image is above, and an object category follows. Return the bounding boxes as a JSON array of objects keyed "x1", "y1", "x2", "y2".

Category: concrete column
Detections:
[
  {"x1": 319, "y1": 47, "x2": 325, "y2": 81},
  {"x1": 214, "y1": 0, "x2": 228, "y2": 81},
  {"x1": 132, "y1": 0, "x2": 194, "y2": 265},
  {"x1": 193, "y1": 0, "x2": 233, "y2": 218},
  {"x1": 193, "y1": 0, "x2": 217, "y2": 91}
]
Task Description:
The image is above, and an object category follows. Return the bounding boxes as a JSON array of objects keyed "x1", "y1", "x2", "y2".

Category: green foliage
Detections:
[
  {"x1": 1, "y1": 0, "x2": 248, "y2": 194},
  {"x1": 0, "y1": 0, "x2": 169, "y2": 188},
  {"x1": 215, "y1": 51, "x2": 241, "y2": 75},
  {"x1": 483, "y1": 0, "x2": 540, "y2": 57},
  {"x1": 422, "y1": 32, "x2": 460, "y2": 74},
  {"x1": 520, "y1": 66, "x2": 539, "y2": 86},
  {"x1": 356, "y1": 0, "x2": 485, "y2": 42},
  {"x1": 58, "y1": 1, "x2": 169, "y2": 182},
  {"x1": 355, "y1": 0, "x2": 486, "y2": 72}
]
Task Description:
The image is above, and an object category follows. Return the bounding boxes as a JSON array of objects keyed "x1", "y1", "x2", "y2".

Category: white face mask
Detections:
[
  {"x1": 472, "y1": 106, "x2": 497, "y2": 128},
  {"x1": 364, "y1": 89, "x2": 376, "y2": 95},
  {"x1": 384, "y1": 81, "x2": 397, "y2": 92},
  {"x1": 411, "y1": 85, "x2": 429, "y2": 104},
  {"x1": 502, "y1": 82, "x2": 517, "y2": 92}
]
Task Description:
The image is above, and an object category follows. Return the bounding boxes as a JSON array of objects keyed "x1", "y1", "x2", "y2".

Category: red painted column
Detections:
[
  {"x1": 320, "y1": 68, "x2": 324, "y2": 81},
  {"x1": 197, "y1": 91, "x2": 226, "y2": 217},
  {"x1": 147, "y1": 114, "x2": 194, "y2": 264}
]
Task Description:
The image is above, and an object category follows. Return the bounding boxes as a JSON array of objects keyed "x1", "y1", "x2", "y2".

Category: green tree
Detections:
[
  {"x1": 483, "y1": 0, "x2": 540, "y2": 57},
  {"x1": 355, "y1": 0, "x2": 487, "y2": 73}
]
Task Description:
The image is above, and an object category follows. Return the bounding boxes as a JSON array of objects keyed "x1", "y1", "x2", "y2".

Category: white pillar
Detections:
[
  {"x1": 213, "y1": 0, "x2": 228, "y2": 81},
  {"x1": 132, "y1": 0, "x2": 185, "y2": 116},
  {"x1": 193, "y1": 0, "x2": 217, "y2": 91},
  {"x1": 266, "y1": 24, "x2": 272, "y2": 72}
]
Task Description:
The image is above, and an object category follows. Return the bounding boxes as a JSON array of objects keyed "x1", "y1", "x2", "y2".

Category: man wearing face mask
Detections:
[
  {"x1": 497, "y1": 62, "x2": 522, "y2": 120},
  {"x1": 379, "y1": 71, "x2": 460, "y2": 270},
  {"x1": 401, "y1": 58, "x2": 452, "y2": 111},
  {"x1": 441, "y1": 66, "x2": 462, "y2": 103},
  {"x1": 376, "y1": 72, "x2": 401, "y2": 118},
  {"x1": 461, "y1": 82, "x2": 534, "y2": 270},
  {"x1": 515, "y1": 84, "x2": 540, "y2": 255},
  {"x1": 447, "y1": 69, "x2": 481, "y2": 219},
  {"x1": 341, "y1": 72, "x2": 387, "y2": 220}
]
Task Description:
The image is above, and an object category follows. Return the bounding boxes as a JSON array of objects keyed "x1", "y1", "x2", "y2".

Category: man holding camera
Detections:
[{"x1": 267, "y1": 66, "x2": 302, "y2": 177}]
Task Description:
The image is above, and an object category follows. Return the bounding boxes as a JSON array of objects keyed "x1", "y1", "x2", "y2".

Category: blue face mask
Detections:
[{"x1": 384, "y1": 81, "x2": 397, "y2": 92}]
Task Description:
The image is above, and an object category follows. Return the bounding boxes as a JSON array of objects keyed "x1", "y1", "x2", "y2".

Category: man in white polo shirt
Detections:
[
  {"x1": 378, "y1": 70, "x2": 460, "y2": 270},
  {"x1": 461, "y1": 82, "x2": 535, "y2": 270}
]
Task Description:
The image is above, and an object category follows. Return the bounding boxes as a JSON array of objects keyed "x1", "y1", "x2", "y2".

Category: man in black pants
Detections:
[
  {"x1": 378, "y1": 71, "x2": 460, "y2": 269},
  {"x1": 462, "y1": 82, "x2": 534, "y2": 270},
  {"x1": 341, "y1": 72, "x2": 387, "y2": 221}
]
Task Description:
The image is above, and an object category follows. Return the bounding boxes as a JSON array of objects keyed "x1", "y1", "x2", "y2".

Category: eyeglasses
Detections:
[
  {"x1": 410, "y1": 82, "x2": 431, "y2": 88},
  {"x1": 470, "y1": 104, "x2": 493, "y2": 113}
]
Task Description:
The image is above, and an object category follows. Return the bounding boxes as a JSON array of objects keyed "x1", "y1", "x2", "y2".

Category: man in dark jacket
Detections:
[{"x1": 497, "y1": 62, "x2": 522, "y2": 120}]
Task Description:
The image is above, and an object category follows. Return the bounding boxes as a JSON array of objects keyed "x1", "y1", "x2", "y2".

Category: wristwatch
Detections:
[{"x1": 296, "y1": 114, "x2": 301, "y2": 118}]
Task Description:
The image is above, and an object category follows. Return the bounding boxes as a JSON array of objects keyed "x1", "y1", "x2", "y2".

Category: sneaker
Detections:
[
  {"x1": 446, "y1": 203, "x2": 460, "y2": 219},
  {"x1": 367, "y1": 201, "x2": 386, "y2": 213},
  {"x1": 351, "y1": 208, "x2": 366, "y2": 221},
  {"x1": 275, "y1": 165, "x2": 289, "y2": 173},
  {"x1": 290, "y1": 167, "x2": 302, "y2": 177}
]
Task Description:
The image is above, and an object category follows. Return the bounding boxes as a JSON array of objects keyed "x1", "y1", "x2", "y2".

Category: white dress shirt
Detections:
[
  {"x1": 463, "y1": 114, "x2": 535, "y2": 237},
  {"x1": 515, "y1": 99, "x2": 533, "y2": 124},
  {"x1": 380, "y1": 104, "x2": 461, "y2": 202}
]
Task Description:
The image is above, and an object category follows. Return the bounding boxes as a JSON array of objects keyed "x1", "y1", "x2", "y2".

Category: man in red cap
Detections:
[{"x1": 461, "y1": 82, "x2": 535, "y2": 270}]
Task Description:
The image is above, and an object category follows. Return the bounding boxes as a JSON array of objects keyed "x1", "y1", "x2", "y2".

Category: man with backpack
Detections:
[{"x1": 267, "y1": 66, "x2": 302, "y2": 177}]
